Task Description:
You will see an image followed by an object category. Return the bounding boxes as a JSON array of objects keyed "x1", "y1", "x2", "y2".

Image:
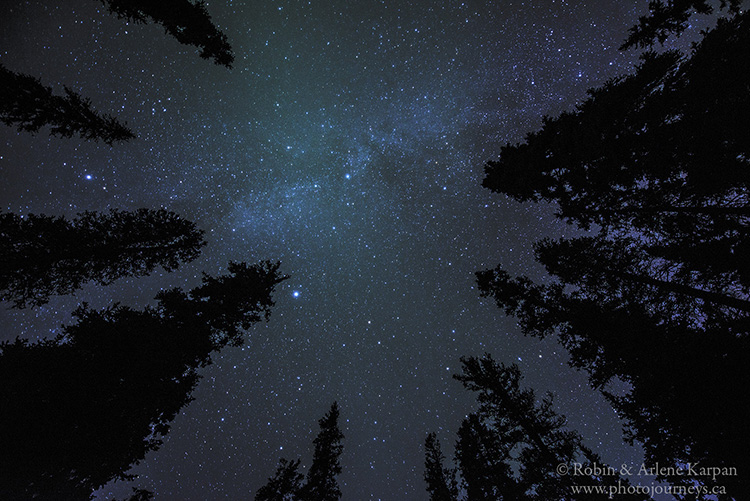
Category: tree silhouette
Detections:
[
  {"x1": 455, "y1": 414, "x2": 523, "y2": 500},
  {"x1": 2, "y1": 0, "x2": 233, "y2": 143},
  {"x1": 0, "y1": 208, "x2": 206, "y2": 309},
  {"x1": 98, "y1": 0, "x2": 234, "y2": 67},
  {"x1": 533, "y1": 235, "x2": 750, "y2": 327},
  {"x1": 425, "y1": 355, "x2": 646, "y2": 500},
  {"x1": 476, "y1": 266, "x2": 750, "y2": 499},
  {"x1": 423, "y1": 433, "x2": 459, "y2": 501},
  {"x1": 0, "y1": 64, "x2": 135, "y2": 144},
  {"x1": 256, "y1": 403, "x2": 345, "y2": 501},
  {"x1": 299, "y1": 402, "x2": 345, "y2": 501},
  {"x1": 478, "y1": 15, "x2": 750, "y2": 499},
  {"x1": 483, "y1": 13, "x2": 750, "y2": 242},
  {"x1": 622, "y1": 0, "x2": 742, "y2": 49},
  {"x1": 255, "y1": 459, "x2": 305, "y2": 501},
  {"x1": 0, "y1": 261, "x2": 287, "y2": 500}
]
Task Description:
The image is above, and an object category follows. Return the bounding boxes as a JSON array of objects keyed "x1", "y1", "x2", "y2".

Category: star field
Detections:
[{"x1": 0, "y1": 1, "x2": 665, "y2": 499}]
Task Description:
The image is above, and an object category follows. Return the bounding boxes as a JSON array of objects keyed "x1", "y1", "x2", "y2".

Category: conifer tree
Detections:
[
  {"x1": 534, "y1": 235, "x2": 750, "y2": 326},
  {"x1": 0, "y1": 261, "x2": 287, "y2": 500},
  {"x1": 476, "y1": 266, "x2": 750, "y2": 499},
  {"x1": 424, "y1": 433, "x2": 458, "y2": 501},
  {"x1": 113, "y1": 488, "x2": 154, "y2": 501},
  {"x1": 455, "y1": 414, "x2": 521, "y2": 500},
  {"x1": 483, "y1": 13, "x2": 750, "y2": 249},
  {"x1": 256, "y1": 403, "x2": 345, "y2": 501},
  {"x1": 477, "y1": 12, "x2": 750, "y2": 500},
  {"x1": 621, "y1": 0, "x2": 743, "y2": 49},
  {"x1": 0, "y1": 64, "x2": 135, "y2": 144},
  {"x1": 98, "y1": 0, "x2": 234, "y2": 67},
  {"x1": 0, "y1": 208, "x2": 205, "y2": 308},
  {"x1": 299, "y1": 402, "x2": 345, "y2": 501},
  {"x1": 255, "y1": 459, "x2": 304, "y2": 501},
  {"x1": 425, "y1": 355, "x2": 646, "y2": 500}
]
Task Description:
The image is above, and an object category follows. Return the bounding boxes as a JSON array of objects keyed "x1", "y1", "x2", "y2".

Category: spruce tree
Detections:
[
  {"x1": 255, "y1": 459, "x2": 304, "y2": 501},
  {"x1": 0, "y1": 208, "x2": 205, "y2": 308},
  {"x1": 299, "y1": 402, "x2": 345, "y2": 501},
  {"x1": 477, "y1": 11, "x2": 750, "y2": 500},
  {"x1": 98, "y1": 0, "x2": 234, "y2": 67},
  {"x1": 483, "y1": 13, "x2": 750, "y2": 246},
  {"x1": 534, "y1": 235, "x2": 750, "y2": 326},
  {"x1": 425, "y1": 355, "x2": 646, "y2": 500},
  {"x1": 621, "y1": 0, "x2": 743, "y2": 49},
  {"x1": 424, "y1": 433, "x2": 458, "y2": 501},
  {"x1": 256, "y1": 403, "x2": 345, "y2": 501},
  {"x1": 476, "y1": 266, "x2": 750, "y2": 499},
  {"x1": 0, "y1": 261, "x2": 287, "y2": 500},
  {"x1": 455, "y1": 414, "x2": 521, "y2": 500},
  {"x1": 0, "y1": 64, "x2": 135, "y2": 144}
]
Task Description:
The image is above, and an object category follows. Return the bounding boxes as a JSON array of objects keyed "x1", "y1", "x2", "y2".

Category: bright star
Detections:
[{"x1": 292, "y1": 291, "x2": 300, "y2": 298}]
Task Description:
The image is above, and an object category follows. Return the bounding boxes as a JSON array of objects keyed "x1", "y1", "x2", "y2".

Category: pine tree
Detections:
[
  {"x1": 255, "y1": 459, "x2": 304, "y2": 501},
  {"x1": 0, "y1": 64, "x2": 135, "y2": 144},
  {"x1": 98, "y1": 0, "x2": 234, "y2": 67},
  {"x1": 483, "y1": 13, "x2": 750, "y2": 245},
  {"x1": 477, "y1": 13, "x2": 750, "y2": 500},
  {"x1": 476, "y1": 266, "x2": 750, "y2": 499},
  {"x1": 0, "y1": 261, "x2": 288, "y2": 500},
  {"x1": 621, "y1": 0, "x2": 743, "y2": 49},
  {"x1": 425, "y1": 356, "x2": 645, "y2": 500},
  {"x1": 299, "y1": 402, "x2": 345, "y2": 501},
  {"x1": 256, "y1": 403, "x2": 345, "y2": 501},
  {"x1": 423, "y1": 433, "x2": 458, "y2": 501},
  {"x1": 0, "y1": 208, "x2": 205, "y2": 308},
  {"x1": 455, "y1": 414, "x2": 521, "y2": 500}
]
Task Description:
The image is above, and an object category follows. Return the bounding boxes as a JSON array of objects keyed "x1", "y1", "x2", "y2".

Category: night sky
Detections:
[{"x1": 0, "y1": 1, "x2": 685, "y2": 499}]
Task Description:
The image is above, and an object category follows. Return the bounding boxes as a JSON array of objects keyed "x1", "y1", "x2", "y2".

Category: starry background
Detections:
[{"x1": 0, "y1": 0, "x2": 684, "y2": 499}]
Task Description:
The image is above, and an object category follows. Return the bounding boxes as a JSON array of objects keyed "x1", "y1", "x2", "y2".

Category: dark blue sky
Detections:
[{"x1": 0, "y1": 1, "x2": 681, "y2": 498}]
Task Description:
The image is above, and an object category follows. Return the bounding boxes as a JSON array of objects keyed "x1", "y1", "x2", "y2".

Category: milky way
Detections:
[{"x1": 1, "y1": 1, "x2": 667, "y2": 498}]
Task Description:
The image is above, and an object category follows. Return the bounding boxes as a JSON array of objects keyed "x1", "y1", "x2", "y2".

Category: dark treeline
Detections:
[
  {"x1": 1, "y1": 2, "x2": 267, "y2": 501},
  {"x1": 0, "y1": 208, "x2": 205, "y2": 308},
  {"x1": 1, "y1": 0, "x2": 231, "y2": 144},
  {"x1": 0, "y1": 260, "x2": 287, "y2": 500},
  {"x1": 622, "y1": 0, "x2": 743, "y2": 49},
  {"x1": 1, "y1": 2, "x2": 250, "y2": 499},
  {"x1": 256, "y1": 402, "x2": 345, "y2": 501},
  {"x1": 98, "y1": 0, "x2": 234, "y2": 68},
  {"x1": 424, "y1": 355, "x2": 648, "y2": 501},
  {"x1": 0, "y1": 64, "x2": 135, "y2": 145},
  {"x1": 476, "y1": 6, "x2": 750, "y2": 501},
  {"x1": 0, "y1": 209, "x2": 286, "y2": 499}
]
